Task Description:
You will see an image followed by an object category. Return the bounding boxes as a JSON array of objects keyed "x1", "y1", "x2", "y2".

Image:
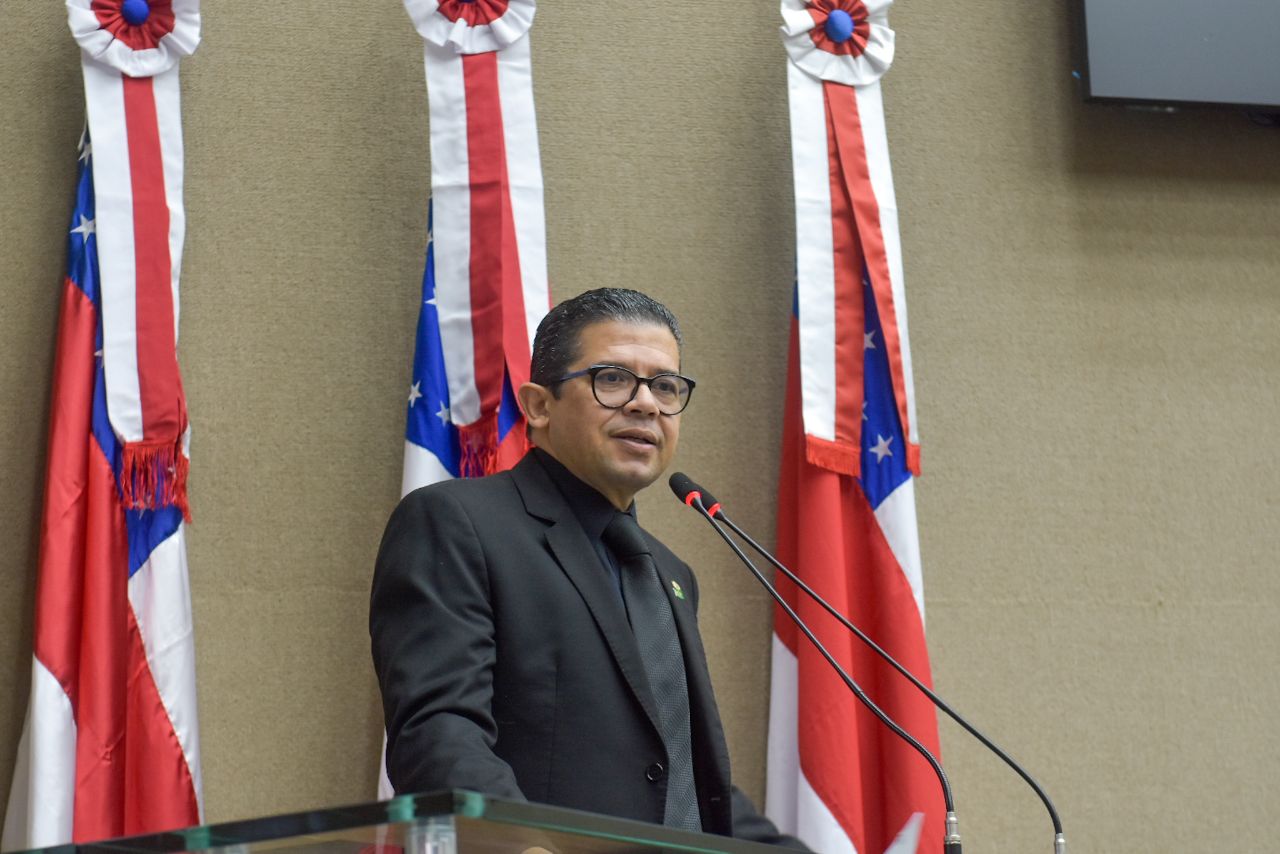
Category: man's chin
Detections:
[{"x1": 607, "y1": 461, "x2": 665, "y2": 495}]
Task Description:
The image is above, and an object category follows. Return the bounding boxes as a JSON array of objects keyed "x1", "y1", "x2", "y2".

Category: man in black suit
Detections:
[{"x1": 371, "y1": 288, "x2": 804, "y2": 847}]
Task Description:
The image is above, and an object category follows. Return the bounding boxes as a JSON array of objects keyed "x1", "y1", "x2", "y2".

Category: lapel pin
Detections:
[{"x1": 671, "y1": 580, "x2": 685, "y2": 600}]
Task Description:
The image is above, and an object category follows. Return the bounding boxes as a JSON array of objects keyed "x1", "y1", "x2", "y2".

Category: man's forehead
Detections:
[{"x1": 574, "y1": 320, "x2": 680, "y2": 357}]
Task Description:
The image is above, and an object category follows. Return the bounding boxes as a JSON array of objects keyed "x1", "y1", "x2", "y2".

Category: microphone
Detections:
[
  {"x1": 670, "y1": 473, "x2": 1066, "y2": 854},
  {"x1": 669, "y1": 472, "x2": 720, "y2": 516},
  {"x1": 669, "y1": 473, "x2": 963, "y2": 854}
]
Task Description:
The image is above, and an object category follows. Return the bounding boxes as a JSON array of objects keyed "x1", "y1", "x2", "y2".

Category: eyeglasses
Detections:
[{"x1": 550, "y1": 364, "x2": 696, "y2": 416}]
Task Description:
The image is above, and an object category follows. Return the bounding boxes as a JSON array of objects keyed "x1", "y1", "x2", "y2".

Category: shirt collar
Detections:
[{"x1": 532, "y1": 448, "x2": 636, "y2": 543}]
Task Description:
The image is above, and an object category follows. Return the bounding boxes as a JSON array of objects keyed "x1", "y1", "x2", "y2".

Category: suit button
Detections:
[{"x1": 645, "y1": 762, "x2": 666, "y2": 782}]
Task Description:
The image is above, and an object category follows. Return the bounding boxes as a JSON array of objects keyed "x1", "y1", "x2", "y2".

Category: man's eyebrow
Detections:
[{"x1": 595, "y1": 361, "x2": 680, "y2": 373}]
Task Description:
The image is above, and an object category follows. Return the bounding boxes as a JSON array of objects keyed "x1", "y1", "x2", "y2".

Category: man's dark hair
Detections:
[{"x1": 530, "y1": 288, "x2": 683, "y2": 392}]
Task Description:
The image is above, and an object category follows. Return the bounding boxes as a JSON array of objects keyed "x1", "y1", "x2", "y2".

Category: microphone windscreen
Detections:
[
  {"x1": 669, "y1": 472, "x2": 722, "y2": 512},
  {"x1": 669, "y1": 472, "x2": 699, "y2": 504}
]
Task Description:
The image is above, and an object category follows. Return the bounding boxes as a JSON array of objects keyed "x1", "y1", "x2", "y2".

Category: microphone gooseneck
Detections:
[
  {"x1": 715, "y1": 506, "x2": 1065, "y2": 840},
  {"x1": 667, "y1": 476, "x2": 960, "y2": 839},
  {"x1": 670, "y1": 472, "x2": 1066, "y2": 853}
]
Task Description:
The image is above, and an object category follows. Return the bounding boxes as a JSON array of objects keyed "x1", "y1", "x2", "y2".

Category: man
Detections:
[{"x1": 371, "y1": 288, "x2": 804, "y2": 847}]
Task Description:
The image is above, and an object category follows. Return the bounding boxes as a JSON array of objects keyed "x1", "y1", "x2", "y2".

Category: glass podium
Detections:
[{"x1": 14, "y1": 791, "x2": 788, "y2": 854}]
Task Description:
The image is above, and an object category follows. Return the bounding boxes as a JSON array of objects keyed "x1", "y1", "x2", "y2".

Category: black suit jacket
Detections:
[{"x1": 371, "y1": 451, "x2": 804, "y2": 847}]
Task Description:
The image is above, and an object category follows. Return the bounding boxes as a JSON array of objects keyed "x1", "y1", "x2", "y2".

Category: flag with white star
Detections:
[
  {"x1": 768, "y1": 271, "x2": 936, "y2": 854},
  {"x1": 768, "y1": 3, "x2": 940, "y2": 851},
  {"x1": 3, "y1": 128, "x2": 203, "y2": 850},
  {"x1": 402, "y1": 204, "x2": 462, "y2": 482},
  {"x1": 400, "y1": 203, "x2": 528, "y2": 489}
]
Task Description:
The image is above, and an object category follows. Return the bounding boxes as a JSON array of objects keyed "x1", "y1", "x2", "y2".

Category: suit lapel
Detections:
[{"x1": 511, "y1": 456, "x2": 665, "y2": 738}]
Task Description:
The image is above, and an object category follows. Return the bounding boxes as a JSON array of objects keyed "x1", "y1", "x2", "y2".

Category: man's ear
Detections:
[{"x1": 517, "y1": 382, "x2": 552, "y2": 430}]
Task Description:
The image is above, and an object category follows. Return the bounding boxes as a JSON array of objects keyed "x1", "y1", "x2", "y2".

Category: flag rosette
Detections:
[
  {"x1": 780, "y1": 0, "x2": 894, "y2": 85},
  {"x1": 67, "y1": 0, "x2": 200, "y2": 77},
  {"x1": 404, "y1": 0, "x2": 536, "y2": 54}
]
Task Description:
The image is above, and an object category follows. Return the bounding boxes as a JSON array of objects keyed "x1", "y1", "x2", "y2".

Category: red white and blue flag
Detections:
[
  {"x1": 2, "y1": 131, "x2": 203, "y2": 850},
  {"x1": 767, "y1": 2, "x2": 941, "y2": 853},
  {"x1": 380, "y1": 0, "x2": 547, "y2": 798},
  {"x1": 400, "y1": 203, "x2": 534, "y2": 491},
  {"x1": 4, "y1": 3, "x2": 203, "y2": 845}
]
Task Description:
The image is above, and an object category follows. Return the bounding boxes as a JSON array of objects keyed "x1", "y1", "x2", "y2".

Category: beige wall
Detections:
[{"x1": 3, "y1": 2, "x2": 1278, "y2": 851}]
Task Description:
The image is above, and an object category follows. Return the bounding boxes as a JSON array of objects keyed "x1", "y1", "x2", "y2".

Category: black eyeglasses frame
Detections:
[{"x1": 548, "y1": 363, "x2": 696, "y2": 416}]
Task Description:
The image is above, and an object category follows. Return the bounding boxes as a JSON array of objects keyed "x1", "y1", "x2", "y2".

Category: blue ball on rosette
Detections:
[
  {"x1": 121, "y1": 0, "x2": 152, "y2": 26},
  {"x1": 824, "y1": 8, "x2": 855, "y2": 44}
]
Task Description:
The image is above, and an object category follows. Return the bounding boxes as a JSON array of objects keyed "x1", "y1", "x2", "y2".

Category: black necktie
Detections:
[{"x1": 602, "y1": 512, "x2": 702, "y2": 833}]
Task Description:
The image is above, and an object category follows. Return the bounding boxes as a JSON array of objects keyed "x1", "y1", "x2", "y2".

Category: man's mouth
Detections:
[{"x1": 613, "y1": 430, "x2": 659, "y2": 448}]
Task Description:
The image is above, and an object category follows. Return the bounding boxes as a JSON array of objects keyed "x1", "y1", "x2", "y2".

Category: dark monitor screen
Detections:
[{"x1": 1080, "y1": 0, "x2": 1280, "y2": 109}]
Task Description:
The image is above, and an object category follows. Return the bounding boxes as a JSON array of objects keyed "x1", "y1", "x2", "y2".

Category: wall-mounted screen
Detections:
[{"x1": 1080, "y1": 0, "x2": 1280, "y2": 109}]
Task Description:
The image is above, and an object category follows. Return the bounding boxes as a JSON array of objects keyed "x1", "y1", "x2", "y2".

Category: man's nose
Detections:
[{"x1": 625, "y1": 381, "x2": 661, "y2": 415}]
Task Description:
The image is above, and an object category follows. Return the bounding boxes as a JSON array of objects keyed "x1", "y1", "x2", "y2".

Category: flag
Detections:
[
  {"x1": 379, "y1": 1, "x2": 547, "y2": 797},
  {"x1": 2, "y1": 131, "x2": 202, "y2": 851},
  {"x1": 767, "y1": 3, "x2": 941, "y2": 852},
  {"x1": 400, "y1": 207, "x2": 533, "y2": 494},
  {"x1": 766, "y1": 287, "x2": 939, "y2": 854}
]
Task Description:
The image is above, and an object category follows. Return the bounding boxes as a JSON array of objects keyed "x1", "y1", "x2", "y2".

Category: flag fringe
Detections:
[
  {"x1": 804, "y1": 435, "x2": 860, "y2": 478},
  {"x1": 120, "y1": 439, "x2": 191, "y2": 522},
  {"x1": 458, "y1": 413, "x2": 498, "y2": 477}
]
